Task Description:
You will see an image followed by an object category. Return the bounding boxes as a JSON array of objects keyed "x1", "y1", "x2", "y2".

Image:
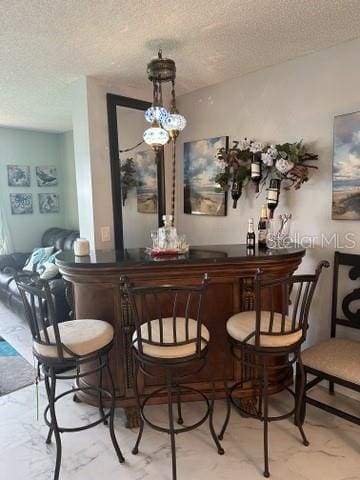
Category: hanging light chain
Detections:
[
  {"x1": 171, "y1": 137, "x2": 177, "y2": 225},
  {"x1": 170, "y1": 79, "x2": 177, "y2": 112}
]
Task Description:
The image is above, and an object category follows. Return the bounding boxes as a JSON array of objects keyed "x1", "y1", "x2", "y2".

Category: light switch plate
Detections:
[{"x1": 101, "y1": 226, "x2": 111, "y2": 242}]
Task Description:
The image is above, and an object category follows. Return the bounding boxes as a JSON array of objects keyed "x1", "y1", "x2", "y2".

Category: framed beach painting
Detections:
[
  {"x1": 333, "y1": 111, "x2": 360, "y2": 220},
  {"x1": 7, "y1": 165, "x2": 31, "y2": 187},
  {"x1": 184, "y1": 136, "x2": 228, "y2": 216},
  {"x1": 10, "y1": 193, "x2": 33, "y2": 214},
  {"x1": 134, "y1": 149, "x2": 158, "y2": 214}
]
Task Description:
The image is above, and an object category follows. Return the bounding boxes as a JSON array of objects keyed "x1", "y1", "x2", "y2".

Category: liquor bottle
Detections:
[
  {"x1": 246, "y1": 217, "x2": 256, "y2": 250},
  {"x1": 258, "y1": 204, "x2": 268, "y2": 249},
  {"x1": 231, "y1": 180, "x2": 242, "y2": 208},
  {"x1": 267, "y1": 179, "x2": 281, "y2": 219},
  {"x1": 251, "y1": 153, "x2": 262, "y2": 193}
]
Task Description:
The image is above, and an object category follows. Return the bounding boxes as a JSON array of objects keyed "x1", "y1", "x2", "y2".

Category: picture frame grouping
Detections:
[
  {"x1": 9, "y1": 193, "x2": 60, "y2": 215},
  {"x1": 6, "y1": 164, "x2": 60, "y2": 215}
]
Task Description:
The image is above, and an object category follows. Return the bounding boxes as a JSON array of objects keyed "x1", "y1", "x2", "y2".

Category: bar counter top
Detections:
[{"x1": 56, "y1": 244, "x2": 305, "y2": 269}]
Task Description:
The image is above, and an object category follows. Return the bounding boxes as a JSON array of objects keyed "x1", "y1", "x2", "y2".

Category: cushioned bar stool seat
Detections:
[
  {"x1": 34, "y1": 319, "x2": 114, "y2": 359},
  {"x1": 227, "y1": 311, "x2": 303, "y2": 348},
  {"x1": 302, "y1": 338, "x2": 360, "y2": 386},
  {"x1": 132, "y1": 317, "x2": 210, "y2": 359}
]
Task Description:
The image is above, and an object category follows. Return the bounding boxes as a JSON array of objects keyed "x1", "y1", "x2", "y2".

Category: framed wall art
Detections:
[
  {"x1": 184, "y1": 136, "x2": 228, "y2": 216},
  {"x1": 7, "y1": 165, "x2": 31, "y2": 187},
  {"x1": 134, "y1": 149, "x2": 158, "y2": 214},
  {"x1": 333, "y1": 111, "x2": 360, "y2": 220},
  {"x1": 36, "y1": 166, "x2": 58, "y2": 186},
  {"x1": 39, "y1": 193, "x2": 60, "y2": 214},
  {"x1": 10, "y1": 193, "x2": 33, "y2": 214}
]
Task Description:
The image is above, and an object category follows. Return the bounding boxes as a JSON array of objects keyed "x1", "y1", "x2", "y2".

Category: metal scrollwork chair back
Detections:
[
  {"x1": 15, "y1": 272, "x2": 70, "y2": 362},
  {"x1": 123, "y1": 273, "x2": 209, "y2": 363},
  {"x1": 251, "y1": 261, "x2": 329, "y2": 350}
]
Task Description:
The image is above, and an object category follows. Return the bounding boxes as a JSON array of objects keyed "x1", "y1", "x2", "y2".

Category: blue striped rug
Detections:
[
  {"x1": 0, "y1": 337, "x2": 34, "y2": 396},
  {"x1": 0, "y1": 337, "x2": 19, "y2": 356}
]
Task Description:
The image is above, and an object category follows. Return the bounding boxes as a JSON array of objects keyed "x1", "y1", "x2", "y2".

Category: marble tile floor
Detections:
[
  {"x1": 0, "y1": 377, "x2": 359, "y2": 480},
  {"x1": 0, "y1": 304, "x2": 359, "y2": 479}
]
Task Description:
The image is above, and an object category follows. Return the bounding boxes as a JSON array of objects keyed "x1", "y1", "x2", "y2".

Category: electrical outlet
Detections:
[{"x1": 101, "y1": 226, "x2": 111, "y2": 242}]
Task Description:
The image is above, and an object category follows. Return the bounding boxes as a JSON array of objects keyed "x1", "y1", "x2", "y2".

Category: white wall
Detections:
[
  {"x1": 59, "y1": 130, "x2": 79, "y2": 230},
  {"x1": 176, "y1": 37, "x2": 360, "y2": 347},
  {"x1": 80, "y1": 77, "x2": 151, "y2": 250},
  {"x1": 71, "y1": 77, "x2": 95, "y2": 248}
]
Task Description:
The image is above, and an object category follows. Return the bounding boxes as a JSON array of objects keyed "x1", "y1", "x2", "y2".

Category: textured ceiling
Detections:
[{"x1": 2, "y1": 0, "x2": 360, "y2": 132}]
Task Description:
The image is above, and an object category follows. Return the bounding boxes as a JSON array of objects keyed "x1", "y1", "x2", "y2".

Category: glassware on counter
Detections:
[
  {"x1": 158, "y1": 215, "x2": 178, "y2": 249},
  {"x1": 150, "y1": 230, "x2": 159, "y2": 249},
  {"x1": 148, "y1": 216, "x2": 189, "y2": 256},
  {"x1": 266, "y1": 214, "x2": 292, "y2": 249}
]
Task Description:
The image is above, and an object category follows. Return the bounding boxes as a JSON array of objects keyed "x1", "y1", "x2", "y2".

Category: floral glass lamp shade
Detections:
[
  {"x1": 163, "y1": 112, "x2": 186, "y2": 139},
  {"x1": 143, "y1": 122, "x2": 169, "y2": 150},
  {"x1": 144, "y1": 106, "x2": 169, "y2": 124}
]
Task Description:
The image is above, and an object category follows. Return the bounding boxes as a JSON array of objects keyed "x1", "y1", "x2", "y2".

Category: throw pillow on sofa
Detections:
[
  {"x1": 37, "y1": 250, "x2": 62, "y2": 280},
  {"x1": 23, "y1": 247, "x2": 54, "y2": 272}
]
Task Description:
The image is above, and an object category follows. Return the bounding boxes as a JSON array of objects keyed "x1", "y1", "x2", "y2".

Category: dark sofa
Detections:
[{"x1": 0, "y1": 227, "x2": 79, "y2": 322}]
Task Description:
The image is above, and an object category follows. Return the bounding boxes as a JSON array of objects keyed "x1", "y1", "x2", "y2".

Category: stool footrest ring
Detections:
[
  {"x1": 229, "y1": 381, "x2": 296, "y2": 422},
  {"x1": 44, "y1": 385, "x2": 112, "y2": 433},
  {"x1": 140, "y1": 385, "x2": 211, "y2": 435}
]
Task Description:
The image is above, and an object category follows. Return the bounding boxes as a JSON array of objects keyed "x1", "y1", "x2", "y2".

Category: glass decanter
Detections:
[{"x1": 158, "y1": 215, "x2": 178, "y2": 249}]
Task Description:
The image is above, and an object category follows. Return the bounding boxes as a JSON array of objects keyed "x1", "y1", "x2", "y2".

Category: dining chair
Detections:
[{"x1": 297, "y1": 251, "x2": 360, "y2": 426}]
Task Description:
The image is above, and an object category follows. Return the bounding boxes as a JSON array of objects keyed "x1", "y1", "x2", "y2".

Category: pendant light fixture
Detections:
[{"x1": 143, "y1": 49, "x2": 186, "y2": 222}]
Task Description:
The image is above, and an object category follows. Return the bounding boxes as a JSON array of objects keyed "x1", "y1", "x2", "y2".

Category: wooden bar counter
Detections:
[{"x1": 56, "y1": 244, "x2": 305, "y2": 427}]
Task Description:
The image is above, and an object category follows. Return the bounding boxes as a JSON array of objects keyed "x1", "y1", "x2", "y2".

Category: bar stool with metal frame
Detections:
[
  {"x1": 15, "y1": 273, "x2": 124, "y2": 480},
  {"x1": 123, "y1": 273, "x2": 224, "y2": 480},
  {"x1": 218, "y1": 261, "x2": 329, "y2": 477}
]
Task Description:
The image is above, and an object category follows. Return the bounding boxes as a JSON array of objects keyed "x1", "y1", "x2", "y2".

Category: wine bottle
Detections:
[
  {"x1": 267, "y1": 179, "x2": 281, "y2": 219},
  {"x1": 258, "y1": 204, "x2": 268, "y2": 249},
  {"x1": 246, "y1": 217, "x2": 256, "y2": 250},
  {"x1": 231, "y1": 180, "x2": 242, "y2": 208},
  {"x1": 251, "y1": 153, "x2": 262, "y2": 193}
]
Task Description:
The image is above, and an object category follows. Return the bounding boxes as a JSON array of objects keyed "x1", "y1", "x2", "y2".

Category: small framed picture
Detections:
[
  {"x1": 39, "y1": 193, "x2": 60, "y2": 214},
  {"x1": 36, "y1": 166, "x2": 58, "y2": 186},
  {"x1": 7, "y1": 165, "x2": 31, "y2": 187},
  {"x1": 10, "y1": 193, "x2": 33, "y2": 214}
]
